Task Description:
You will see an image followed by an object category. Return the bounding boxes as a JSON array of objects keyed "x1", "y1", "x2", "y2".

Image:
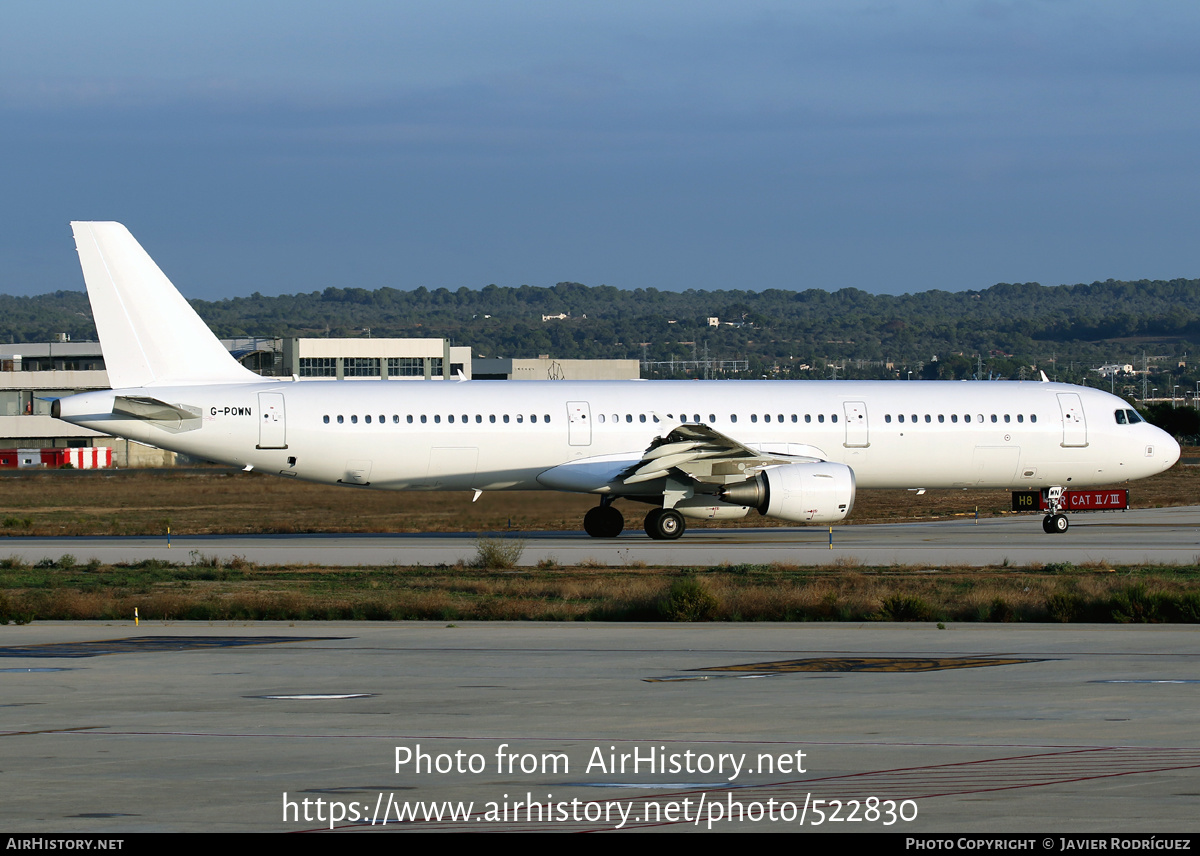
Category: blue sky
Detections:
[{"x1": 2, "y1": 1, "x2": 1199, "y2": 299}]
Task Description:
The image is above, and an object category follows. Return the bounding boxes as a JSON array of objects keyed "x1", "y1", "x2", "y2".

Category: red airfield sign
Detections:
[{"x1": 1011, "y1": 489, "x2": 1128, "y2": 512}]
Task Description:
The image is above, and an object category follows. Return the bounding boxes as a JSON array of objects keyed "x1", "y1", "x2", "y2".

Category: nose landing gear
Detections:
[
  {"x1": 1041, "y1": 486, "x2": 1068, "y2": 534},
  {"x1": 1042, "y1": 513, "x2": 1069, "y2": 534}
]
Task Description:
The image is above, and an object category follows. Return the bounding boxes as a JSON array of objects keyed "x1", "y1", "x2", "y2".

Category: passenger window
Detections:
[
  {"x1": 708, "y1": 414, "x2": 716, "y2": 423},
  {"x1": 938, "y1": 414, "x2": 944, "y2": 423},
  {"x1": 517, "y1": 415, "x2": 523, "y2": 423},
  {"x1": 964, "y1": 414, "x2": 970, "y2": 423},
  {"x1": 338, "y1": 415, "x2": 344, "y2": 423},
  {"x1": 1004, "y1": 414, "x2": 1010, "y2": 423},
  {"x1": 531, "y1": 414, "x2": 538, "y2": 423},
  {"x1": 434, "y1": 415, "x2": 440, "y2": 423},
  {"x1": 1017, "y1": 414, "x2": 1023, "y2": 423},
  {"x1": 731, "y1": 414, "x2": 738, "y2": 423},
  {"x1": 392, "y1": 415, "x2": 398, "y2": 423},
  {"x1": 365, "y1": 415, "x2": 372, "y2": 423},
  {"x1": 1031, "y1": 414, "x2": 1037, "y2": 423},
  {"x1": 831, "y1": 414, "x2": 837, "y2": 423},
  {"x1": 924, "y1": 415, "x2": 931, "y2": 423},
  {"x1": 448, "y1": 415, "x2": 454, "y2": 423},
  {"x1": 818, "y1": 414, "x2": 825, "y2": 423},
  {"x1": 805, "y1": 414, "x2": 811, "y2": 423},
  {"x1": 503, "y1": 415, "x2": 510, "y2": 423},
  {"x1": 911, "y1": 414, "x2": 917, "y2": 423},
  {"x1": 476, "y1": 414, "x2": 482, "y2": 423},
  {"x1": 544, "y1": 414, "x2": 551, "y2": 423},
  {"x1": 791, "y1": 414, "x2": 797, "y2": 423},
  {"x1": 351, "y1": 415, "x2": 358, "y2": 424},
  {"x1": 897, "y1": 414, "x2": 904, "y2": 423},
  {"x1": 489, "y1": 414, "x2": 496, "y2": 423},
  {"x1": 951, "y1": 415, "x2": 958, "y2": 423},
  {"x1": 639, "y1": 414, "x2": 647, "y2": 423},
  {"x1": 752, "y1": 414, "x2": 759, "y2": 423},
  {"x1": 420, "y1": 415, "x2": 427, "y2": 423},
  {"x1": 991, "y1": 414, "x2": 997, "y2": 423},
  {"x1": 323, "y1": 415, "x2": 329, "y2": 424},
  {"x1": 885, "y1": 414, "x2": 892, "y2": 423},
  {"x1": 626, "y1": 414, "x2": 633, "y2": 423},
  {"x1": 407, "y1": 415, "x2": 413, "y2": 423}
]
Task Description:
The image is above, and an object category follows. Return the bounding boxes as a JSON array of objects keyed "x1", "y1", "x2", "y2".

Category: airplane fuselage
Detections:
[{"x1": 56, "y1": 378, "x2": 1177, "y2": 494}]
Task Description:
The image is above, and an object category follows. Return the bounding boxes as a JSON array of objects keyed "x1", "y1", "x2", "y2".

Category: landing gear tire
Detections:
[
  {"x1": 645, "y1": 508, "x2": 685, "y2": 540},
  {"x1": 584, "y1": 505, "x2": 624, "y2": 538},
  {"x1": 1042, "y1": 513, "x2": 1069, "y2": 534}
]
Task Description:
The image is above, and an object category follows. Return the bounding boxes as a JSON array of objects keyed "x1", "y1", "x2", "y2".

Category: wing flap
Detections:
[{"x1": 621, "y1": 423, "x2": 824, "y2": 487}]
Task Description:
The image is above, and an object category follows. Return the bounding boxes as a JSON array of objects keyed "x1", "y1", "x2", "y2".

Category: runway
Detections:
[
  {"x1": 6, "y1": 509, "x2": 1199, "y2": 832},
  {"x1": 4, "y1": 620, "x2": 1200, "y2": 833},
  {"x1": 4, "y1": 505, "x2": 1199, "y2": 567}
]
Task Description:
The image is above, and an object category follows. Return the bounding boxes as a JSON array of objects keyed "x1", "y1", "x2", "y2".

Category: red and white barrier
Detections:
[{"x1": 0, "y1": 447, "x2": 113, "y2": 468}]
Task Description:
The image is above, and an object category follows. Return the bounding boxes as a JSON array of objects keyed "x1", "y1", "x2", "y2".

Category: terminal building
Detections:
[
  {"x1": 281, "y1": 338, "x2": 472, "y2": 380},
  {"x1": 0, "y1": 340, "x2": 164, "y2": 466},
  {"x1": 0, "y1": 336, "x2": 636, "y2": 466},
  {"x1": 472, "y1": 356, "x2": 640, "y2": 381}
]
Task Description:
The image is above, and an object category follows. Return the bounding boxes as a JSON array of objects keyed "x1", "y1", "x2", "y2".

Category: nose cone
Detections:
[{"x1": 1162, "y1": 432, "x2": 1182, "y2": 471}]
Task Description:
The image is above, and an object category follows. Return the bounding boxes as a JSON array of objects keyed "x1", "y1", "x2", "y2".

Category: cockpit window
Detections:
[
  {"x1": 1126, "y1": 409, "x2": 1143, "y2": 424},
  {"x1": 1115, "y1": 409, "x2": 1127, "y2": 425}
]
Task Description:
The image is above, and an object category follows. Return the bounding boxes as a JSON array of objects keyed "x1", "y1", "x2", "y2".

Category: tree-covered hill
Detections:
[{"x1": 3, "y1": 278, "x2": 1199, "y2": 389}]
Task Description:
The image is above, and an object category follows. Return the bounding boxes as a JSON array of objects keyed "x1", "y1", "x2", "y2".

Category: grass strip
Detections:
[{"x1": 4, "y1": 555, "x2": 1200, "y2": 624}]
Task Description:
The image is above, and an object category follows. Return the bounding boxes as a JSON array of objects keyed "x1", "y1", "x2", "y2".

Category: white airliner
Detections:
[{"x1": 52, "y1": 222, "x2": 1180, "y2": 539}]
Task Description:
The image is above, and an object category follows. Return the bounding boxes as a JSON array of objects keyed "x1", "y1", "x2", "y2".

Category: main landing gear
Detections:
[
  {"x1": 644, "y1": 507, "x2": 685, "y2": 540},
  {"x1": 583, "y1": 500, "x2": 624, "y2": 538},
  {"x1": 582, "y1": 501, "x2": 687, "y2": 540}
]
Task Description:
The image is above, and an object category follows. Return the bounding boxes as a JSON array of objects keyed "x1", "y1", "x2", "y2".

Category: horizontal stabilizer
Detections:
[
  {"x1": 71, "y1": 222, "x2": 261, "y2": 388},
  {"x1": 113, "y1": 395, "x2": 201, "y2": 422}
]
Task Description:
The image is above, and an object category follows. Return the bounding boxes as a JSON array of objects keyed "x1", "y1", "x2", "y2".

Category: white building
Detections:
[{"x1": 281, "y1": 338, "x2": 472, "y2": 380}]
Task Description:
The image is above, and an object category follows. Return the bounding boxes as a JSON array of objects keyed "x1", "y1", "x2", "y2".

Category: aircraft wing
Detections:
[
  {"x1": 538, "y1": 422, "x2": 825, "y2": 494},
  {"x1": 619, "y1": 422, "x2": 821, "y2": 486}
]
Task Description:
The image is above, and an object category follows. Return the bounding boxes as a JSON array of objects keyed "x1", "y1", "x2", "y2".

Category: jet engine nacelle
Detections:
[{"x1": 720, "y1": 462, "x2": 856, "y2": 524}]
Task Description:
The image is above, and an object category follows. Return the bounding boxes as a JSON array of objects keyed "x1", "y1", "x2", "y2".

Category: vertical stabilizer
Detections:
[{"x1": 71, "y1": 222, "x2": 260, "y2": 388}]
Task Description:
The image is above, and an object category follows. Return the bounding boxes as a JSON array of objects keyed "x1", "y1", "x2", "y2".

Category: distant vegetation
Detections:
[{"x1": 4, "y1": 277, "x2": 1200, "y2": 405}]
